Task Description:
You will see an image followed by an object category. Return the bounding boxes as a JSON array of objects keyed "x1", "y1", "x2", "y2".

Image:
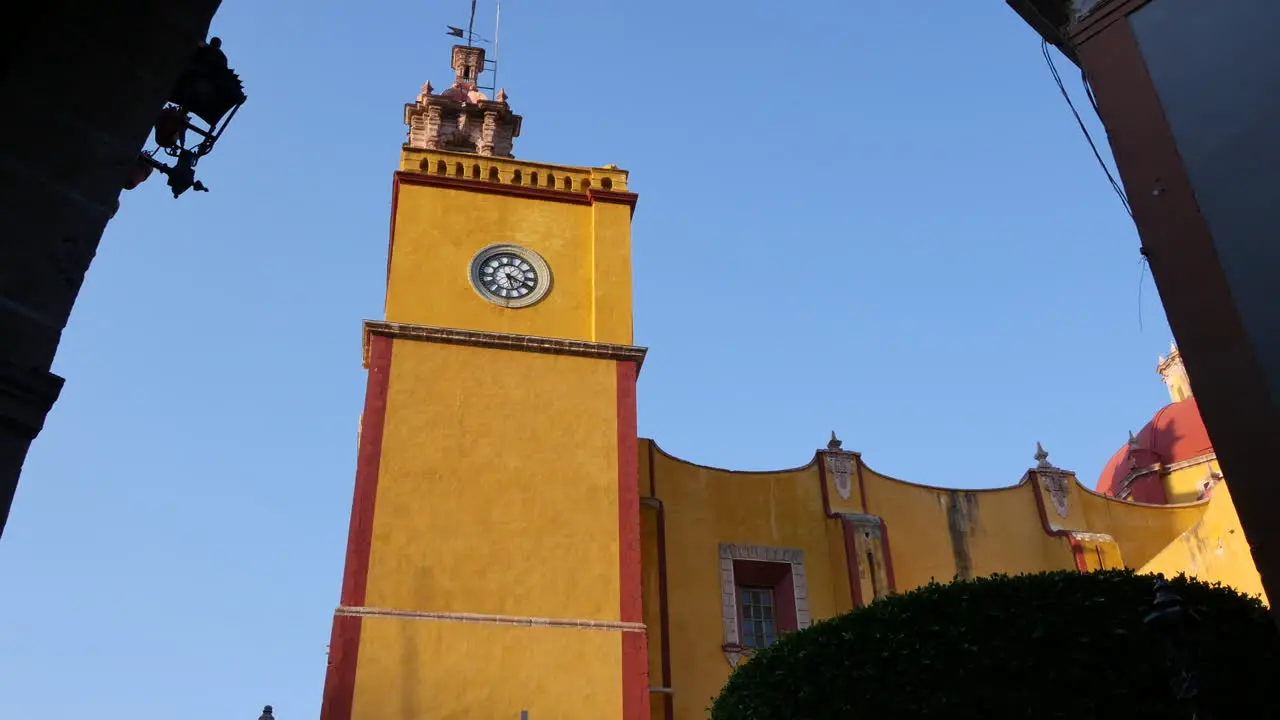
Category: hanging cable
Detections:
[{"x1": 1041, "y1": 39, "x2": 1133, "y2": 218}]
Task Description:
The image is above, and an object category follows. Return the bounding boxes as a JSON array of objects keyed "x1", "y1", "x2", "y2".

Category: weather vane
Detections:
[
  {"x1": 444, "y1": 1, "x2": 502, "y2": 94},
  {"x1": 446, "y1": 0, "x2": 481, "y2": 45}
]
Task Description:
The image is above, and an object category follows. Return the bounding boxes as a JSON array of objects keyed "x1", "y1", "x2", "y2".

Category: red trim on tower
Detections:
[
  {"x1": 616, "y1": 361, "x2": 649, "y2": 720},
  {"x1": 393, "y1": 171, "x2": 640, "y2": 217},
  {"x1": 387, "y1": 175, "x2": 401, "y2": 284},
  {"x1": 320, "y1": 616, "x2": 362, "y2": 720},
  {"x1": 587, "y1": 188, "x2": 641, "y2": 217},
  {"x1": 320, "y1": 333, "x2": 394, "y2": 720},
  {"x1": 341, "y1": 334, "x2": 393, "y2": 606}
]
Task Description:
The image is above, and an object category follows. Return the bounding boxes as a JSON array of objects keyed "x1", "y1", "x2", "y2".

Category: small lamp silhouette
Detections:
[{"x1": 135, "y1": 36, "x2": 247, "y2": 198}]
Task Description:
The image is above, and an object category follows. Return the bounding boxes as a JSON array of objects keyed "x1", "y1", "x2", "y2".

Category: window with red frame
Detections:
[{"x1": 734, "y1": 559, "x2": 798, "y2": 650}]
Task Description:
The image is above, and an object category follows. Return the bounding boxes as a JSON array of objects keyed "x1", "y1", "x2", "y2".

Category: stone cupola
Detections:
[
  {"x1": 403, "y1": 44, "x2": 522, "y2": 157},
  {"x1": 1158, "y1": 342, "x2": 1193, "y2": 403}
]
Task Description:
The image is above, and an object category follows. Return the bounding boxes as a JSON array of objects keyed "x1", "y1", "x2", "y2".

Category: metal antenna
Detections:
[
  {"x1": 467, "y1": 0, "x2": 478, "y2": 46},
  {"x1": 492, "y1": 0, "x2": 502, "y2": 94}
]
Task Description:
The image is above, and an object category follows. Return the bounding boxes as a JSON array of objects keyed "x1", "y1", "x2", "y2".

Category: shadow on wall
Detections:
[{"x1": 1099, "y1": 397, "x2": 1215, "y2": 503}]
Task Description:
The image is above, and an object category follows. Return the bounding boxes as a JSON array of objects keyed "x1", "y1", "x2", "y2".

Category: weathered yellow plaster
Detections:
[
  {"x1": 1141, "y1": 482, "x2": 1268, "y2": 602},
  {"x1": 351, "y1": 616, "x2": 623, "y2": 720},
  {"x1": 643, "y1": 443, "x2": 1265, "y2": 718},
  {"x1": 643, "y1": 443, "x2": 843, "y2": 720},
  {"x1": 387, "y1": 149, "x2": 633, "y2": 345},
  {"x1": 366, "y1": 341, "x2": 621, "y2": 620}
]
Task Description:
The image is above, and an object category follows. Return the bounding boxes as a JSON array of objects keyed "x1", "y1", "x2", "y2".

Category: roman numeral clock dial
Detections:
[{"x1": 468, "y1": 244, "x2": 553, "y2": 308}]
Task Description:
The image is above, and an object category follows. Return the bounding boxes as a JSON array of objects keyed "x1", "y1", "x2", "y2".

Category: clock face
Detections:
[
  {"x1": 479, "y1": 253, "x2": 538, "y2": 299},
  {"x1": 469, "y1": 244, "x2": 552, "y2": 308}
]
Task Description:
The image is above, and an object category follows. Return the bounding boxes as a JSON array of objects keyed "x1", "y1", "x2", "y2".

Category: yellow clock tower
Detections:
[{"x1": 319, "y1": 44, "x2": 649, "y2": 720}]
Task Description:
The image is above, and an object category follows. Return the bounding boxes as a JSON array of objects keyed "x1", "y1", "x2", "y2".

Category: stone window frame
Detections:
[{"x1": 719, "y1": 543, "x2": 810, "y2": 668}]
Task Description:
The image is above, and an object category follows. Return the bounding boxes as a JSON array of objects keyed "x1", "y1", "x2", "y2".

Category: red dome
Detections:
[{"x1": 1096, "y1": 397, "x2": 1214, "y2": 501}]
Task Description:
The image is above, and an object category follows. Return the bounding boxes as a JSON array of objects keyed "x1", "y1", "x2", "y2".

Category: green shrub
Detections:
[{"x1": 710, "y1": 570, "x2": 1278, "y2": 719}]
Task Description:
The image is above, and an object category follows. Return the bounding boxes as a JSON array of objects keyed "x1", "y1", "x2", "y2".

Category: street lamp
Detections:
[
  {"x1": 135, "y1": 36, "x2": 247, "y2": 198},
  {"x1": 1144, "y1": 578, "x2": 1205, "y2": 719}
]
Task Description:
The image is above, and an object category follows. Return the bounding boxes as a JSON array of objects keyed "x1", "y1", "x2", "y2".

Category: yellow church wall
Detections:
[
  {"x1": 367, "y1": 340, "x2": 621, "y2": 619},
  {"x1": 825, "y1": 520, "x2": 854, "y2": 611},
  {"x1": 349, "y1": 339, "x2": 627, "y2": 720},
  {"x1": 351, "y1": 616, "x2": 622, "y2": 720},
  {"x1": 638, "y1": 438, "x2": 1268, "y2": 720},
  {"x1": 387, "y1": 150, "x2": 634, "y2": 345},
  {"x1": 859, "y1": 467, "x2": 1075, "y2": 590},
  {"x1": 590, "y1": 200, "x2": 634, "y2": 345},
  {"x1": 1075, "y1": 486, "x2": 1207, "y2": 570},
  {"x1": 1163, "y1": 457, "x2": 1221, "y2": 505},
  {"x1": 1139, "y1": 482, "x2": 1268, "y2": 603},
  {"x1": 644, "y1": 442, "x2": 844, "y2": 720}
]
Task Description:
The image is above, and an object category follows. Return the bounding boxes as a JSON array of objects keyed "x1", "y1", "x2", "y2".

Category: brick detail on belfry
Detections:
[{"x1": 403, "y1": 45, "x2": 521, "y2": 157}]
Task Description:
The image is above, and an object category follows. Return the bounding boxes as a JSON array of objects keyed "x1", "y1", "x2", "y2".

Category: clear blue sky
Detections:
[{"x1": 0, "y1": 2, "x2": 1174, "y2": 718}]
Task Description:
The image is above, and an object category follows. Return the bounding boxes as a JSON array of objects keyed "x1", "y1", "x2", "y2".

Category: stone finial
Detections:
[
  {"x1": 1034, "y1": 442, "x2": 1053, "y2": 469},
  {"x1": 419, "y1": 80, "x2": 433, "y2": 99},
  {"x1": 827, "y1": 431, "x2": 843, "y2": 451},
  {"x1": 496, "y1": 87, "x2": 508, "y2": 103},
  {"x1": 259, "y1": 707, "x2": 274, "y2": 720}
]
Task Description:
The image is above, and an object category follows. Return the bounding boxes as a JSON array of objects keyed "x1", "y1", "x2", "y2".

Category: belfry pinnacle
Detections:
[{"x1": 403, "y1": 44, "x2": 522, "y2": 157}]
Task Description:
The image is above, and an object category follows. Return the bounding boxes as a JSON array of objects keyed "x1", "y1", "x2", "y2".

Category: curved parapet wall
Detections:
[{"x1": 638, "y1": 438, "x2": 1260, "y2": 720}]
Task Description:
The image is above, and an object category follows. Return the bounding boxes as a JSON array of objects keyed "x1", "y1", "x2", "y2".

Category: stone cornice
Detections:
[
  {"x1": 362, "y1": 321, "x2": 648, "y2": 371},
  {"x1": 1117, "y1": 452, "x2": 1217, "y2": 491},
  {"x1": 394, "y1": 170, "x2": 639, "y2": 217}
]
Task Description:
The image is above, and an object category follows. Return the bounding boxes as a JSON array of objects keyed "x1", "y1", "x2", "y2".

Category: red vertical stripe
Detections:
[
  {"x1": 878, "y1": 519, "x2": 898, "y2": 592},
  {"x1": 841, "y1": 517, "x2": 864, "y2": 608},
  {"x1": 320, "y1": 333, "x2": 394, "y2": 720},
  {"x1": 1070, "y1": 538, "x2": 1089, "y2": 572},
  {"x1": 616, "y1": 360, "x2": 649, "y2": 720}
]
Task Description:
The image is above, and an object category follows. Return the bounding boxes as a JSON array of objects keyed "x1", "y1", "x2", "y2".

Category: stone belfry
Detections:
[{"x1": 403, "y1": 44, "x2": 522, "y2": 157}]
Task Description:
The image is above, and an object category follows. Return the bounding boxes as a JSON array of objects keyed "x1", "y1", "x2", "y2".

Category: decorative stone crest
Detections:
[
  {"x1": 1034, "y1": 442, "x2": 1071, "y2": 519},
  {"x1": 824, "y1": 431, "x2": 855, "y2": 501},
  {"x1": 718, "y1": 544, "x2": 810, "y2": 668}
]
